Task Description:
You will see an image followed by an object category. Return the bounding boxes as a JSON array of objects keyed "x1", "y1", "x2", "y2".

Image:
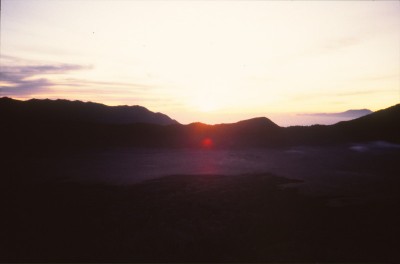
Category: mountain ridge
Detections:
[
  {"x1": 1, "y1": 97, "x2": 399, "y2": 151},
  {"x1": 0, "y1": 97, "x2": 179, "y2": 126}
]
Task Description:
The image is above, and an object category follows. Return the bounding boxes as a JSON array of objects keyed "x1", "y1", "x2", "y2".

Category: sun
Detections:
[
  {"x1": 188, "y1": 86, "x2": 227, "y2": 113},
  {"x1": 190, "y1": 95, "x2": 224, "y2": 113},
  {"x1": 196, "y1": 100, "x2": 219, "y2": 113}
]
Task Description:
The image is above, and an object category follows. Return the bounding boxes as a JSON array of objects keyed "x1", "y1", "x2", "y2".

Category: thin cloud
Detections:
[
  {"x1": 290, "y1": 89, "x2": 394, "y2": 101},
  {"x1": 0, "y1": 56, "x2": 182, "y2": 111},
  {"x1": 0, "y1": 63, "x2": 91, "y2": 96},
  {"x1": 59, "y1": 78, "x2": 151, "y2": 92},
  {"x1": 0, "y1": 64, "x2": 90, "y2": 79},
  {"x1": 0, "y1": 78, "x2": 53, "y2": 96},
  {"x1": 335, "y1": 89, "x2": 395, "y2": 97},
  {"x1": 0, "y1": 56, "x2": 160, "y2": 100}
]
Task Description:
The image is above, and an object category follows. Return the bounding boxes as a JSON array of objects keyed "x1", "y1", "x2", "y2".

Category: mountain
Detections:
[
  {"x1": 300, "y1": 109, "x2": 372, "y2": 118},
  {"x1": 0, "y1": 98, "x2": 282, "y2": 151},
  {"x1": 285, "y1": 104, "x2": 400, "y2": 145},
  {"x1": 339, "y1": 109, "x2": 373, "y2": 117},
  {"x1": 1, "y1": 97, "x2": 399, "y2": 152},
  {"x1": 180, "y1": 117, "x2": 282, "y2": 148},
  {"x1": 0, "y1": 97, "x2": 179, "y2": 125},
  {"x1": 331, "y1": 104, "x2": 400, "y2": 143}
]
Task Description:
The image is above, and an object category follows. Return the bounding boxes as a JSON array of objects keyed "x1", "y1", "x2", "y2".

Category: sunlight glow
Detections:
[
  {"x1": 1, "y1": 0, "x2": 399, "y2": 125},
  {"x1": 201, "y1": 138, "x2": 214, "y2": 149}
]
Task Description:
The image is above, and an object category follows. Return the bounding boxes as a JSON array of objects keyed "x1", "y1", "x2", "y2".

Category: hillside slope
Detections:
[
  {"x1": 0, "y1": 97, "x2": 178, "y2": 125},
  {"x1": 2, "y1": 97, "x2": 399, "y2": 151},
  {"x1": 284, "y1": 104, "x2": 400, "y2": 145}
]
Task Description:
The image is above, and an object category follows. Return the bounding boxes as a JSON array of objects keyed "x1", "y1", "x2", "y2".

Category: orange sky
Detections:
[{"x1": 1, "y1": 1, "x2": 399, "y2": 125}]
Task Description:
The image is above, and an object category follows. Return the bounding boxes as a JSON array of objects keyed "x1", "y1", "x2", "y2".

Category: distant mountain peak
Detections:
[
  {"x1": 235, "y1": 117, "x2": 279, "y2": 127},
  {"x1": 188, "y1": 117, "x2": 279, "y2": 128},
  {"x1": 299, "y1": 108, "x2": 372, "y2": 118},
  {"x1": 339, "y1": 109, "x2": 372, "y2": 116}
]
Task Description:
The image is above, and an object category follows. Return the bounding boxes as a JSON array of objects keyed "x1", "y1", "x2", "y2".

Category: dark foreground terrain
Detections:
[
  {"x1": 2, "y1": 98, "x2": 400, "y2": 262},
  {"x1": 3, "y1": 147, "x2": 400, "y2": 263}
]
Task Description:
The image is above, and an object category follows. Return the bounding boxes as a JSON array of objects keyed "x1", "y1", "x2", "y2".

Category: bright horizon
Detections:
[{"x1": 1, "y1": 0, "x2": 399, "y2": 125}]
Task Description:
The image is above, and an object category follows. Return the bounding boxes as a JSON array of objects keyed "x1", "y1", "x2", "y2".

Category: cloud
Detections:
[
  {"x1": 0, "y1": 55, "x2": 183, "y2": 109},
  {"x1": 0, "y1": 56, "x2": 158, "y2": 100},
  {"x1": 0, "y1": 63, "x2": 91, "y2": 96},
  {"x1": 335, "y1": 89, "x2": 395, "y2": 97},
  {"x1": 58, "y1": 78, "x2": 151, "y2": 92},
  {"x1": 290, "y1": 88, "x2": 394, "y2": 102}
]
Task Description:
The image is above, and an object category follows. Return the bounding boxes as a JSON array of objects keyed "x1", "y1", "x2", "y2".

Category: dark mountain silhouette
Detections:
[
  {"x1": 0, "y1": 97, "x2": 178, "y2": 125},
  {"x1": 175, "y1": 117, "x2": 282, "y2": 148},
  {"x1": 285, "y1": 104, "x2": 400, "y2": 145},
  {"x1": 331, "y1": 104, "x2": 400, "y2": 142},
  {"x1": 1, "y1": 97, "x2": 399, "y2": 152},
  {"x1": 3, "y1": 98, "x2": 400, "y2": 263}
]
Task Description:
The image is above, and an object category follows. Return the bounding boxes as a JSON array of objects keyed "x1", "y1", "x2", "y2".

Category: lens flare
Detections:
[{"x1": 201, "y1": 138, "x2": 213, "y2": 148}]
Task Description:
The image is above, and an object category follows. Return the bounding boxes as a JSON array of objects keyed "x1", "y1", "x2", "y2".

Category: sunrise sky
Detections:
[{"x1": 1, "y1": 0, "x2": 399, "y2": 125}]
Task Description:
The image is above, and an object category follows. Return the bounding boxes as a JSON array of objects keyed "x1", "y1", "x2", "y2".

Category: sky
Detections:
[{"x1": 1, "y1": 0, "x2": 399, "y2": 126}]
